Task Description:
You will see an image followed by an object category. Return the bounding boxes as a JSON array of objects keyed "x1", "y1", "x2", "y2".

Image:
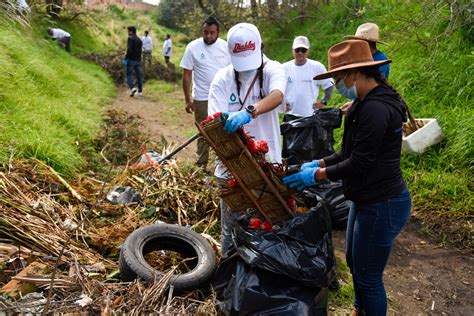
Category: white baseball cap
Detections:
[
  {"x1": 227, "y1": 23, "x2": 262, "y2": 72},
  {"x1": 292, "y1": 36, "x2": 310, "y2": 49}
]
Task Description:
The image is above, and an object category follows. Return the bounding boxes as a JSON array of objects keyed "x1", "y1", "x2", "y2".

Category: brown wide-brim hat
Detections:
[
  {"x1": 343, "y1": 22, "x2": 387, "y2": 45},
  {"x1": 313, "y1": 40, "x2": 391, "y2": 80}
]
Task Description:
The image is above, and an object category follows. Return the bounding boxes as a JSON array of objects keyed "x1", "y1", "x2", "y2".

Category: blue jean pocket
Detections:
[{"x1": 387, "y1": 188, "x2": 411, "y2": 230}]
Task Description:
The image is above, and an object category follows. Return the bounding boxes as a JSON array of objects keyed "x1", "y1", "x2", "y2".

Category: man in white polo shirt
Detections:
[
  {"x1": 47, "y1": 27, "x2": 71, "y2": 53},
  {"x1": 283, "y1": 36, "x2": 333, "y2": 117},
  {"x1": 180, "y1": 16, "x2": 231, "y2": 170},
  {"x1": 208, "y1": 22, "x2": 286, "y2": 254}
]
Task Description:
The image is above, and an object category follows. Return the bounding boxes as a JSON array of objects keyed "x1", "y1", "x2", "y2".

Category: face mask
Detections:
[{"x1": 336, "y1": 73, "x2": 358, "y2": 99}]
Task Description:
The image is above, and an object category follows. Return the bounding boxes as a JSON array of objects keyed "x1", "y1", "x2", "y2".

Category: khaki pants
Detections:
[
  {"x1": 194, "y1": 100, "x2": 209, "y2": 167},
  {"x1": 142, "y1": 51, "x2": 152, "y2": 66}
]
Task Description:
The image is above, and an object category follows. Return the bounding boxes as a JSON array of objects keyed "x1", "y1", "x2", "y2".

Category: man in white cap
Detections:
[
  {"x1": 208, "y1": 22, "x2": 286, "y2": 254},
  {"x1": 345, "y1": 22, "x2": 390, "y2": 79},
  {"x1": 283, "y1": 36, "x2": 334, "y2": 117},
  {"x1": 180, "y1": 16, "x2": 231, "y2": 170}
]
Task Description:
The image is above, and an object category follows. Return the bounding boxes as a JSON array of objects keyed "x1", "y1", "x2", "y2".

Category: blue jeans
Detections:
[
  {"x1": 126, "y1": 60, "x2": 143, "y2": 92},
  {"x1": 346, "y1": 188, "x2": 411, "y2": 315}
]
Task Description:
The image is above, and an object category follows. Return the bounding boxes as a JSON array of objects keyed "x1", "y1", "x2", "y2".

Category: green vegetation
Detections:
[
  {"x1": 0, "y1": 16, "x2": 114, "y2": 175},
  {"x1": 51, "y1": 6, "x2": 187, "y2": 65},
  {"x1": 0, "y1": 6, "x2": 189, "y2": 175},
  {"x1": 262, "y1": 0, "x2": 473, "y2": 248},
  {"x1": 328, "y1": 251, "x2": 354, "y2": 312}
]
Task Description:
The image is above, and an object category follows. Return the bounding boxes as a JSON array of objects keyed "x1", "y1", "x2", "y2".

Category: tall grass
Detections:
[
  {"x1": 0, "y1": 17, "x2": 114, "y2": 175},
  {"x1": 262, "y1": 0, "x2": 473, "y2": 245}
]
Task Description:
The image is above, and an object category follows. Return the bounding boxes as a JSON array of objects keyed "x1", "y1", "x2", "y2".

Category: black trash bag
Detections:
[
  {"x1": 231, "y1": 203, "x2": 336, "y2": 289},
  {"x1": 281, "y1": 108, "x2": 342, "y2": 165},
  {"x1": 213, "y1": 252, "x2": 329, "y2": 316},
  {"x1": 303, "y1": 181, "x2": 351, "y2": 229}
]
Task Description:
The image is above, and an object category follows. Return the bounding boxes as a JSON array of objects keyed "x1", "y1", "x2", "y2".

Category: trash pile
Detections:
[
  {"x1": 0, "y1": 159, "x2": 219, "y2": 314},
  {"x1": 79, "y1": 51, "x2": 181, "y2": 85}
]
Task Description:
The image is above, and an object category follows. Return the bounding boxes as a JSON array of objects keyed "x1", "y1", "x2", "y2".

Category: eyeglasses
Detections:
[{"x1": 294, "y1": 47, "x2": 308, "y2": 53}]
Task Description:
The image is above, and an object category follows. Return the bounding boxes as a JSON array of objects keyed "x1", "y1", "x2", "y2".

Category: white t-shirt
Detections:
[
  {"x1": 180, "y1": 38, "x2": 231, "y2": 101},
  {"x1": 142, "y1": 36, "x2": 153, "y2": 51},
  {"x1": 18, "y1": 0, "x2": 30, "y2": 12},
  {"x1": 208, "y1": 59, "x2": 286, "y2": 178},
  {"x1": 51, "y1": 28, "x2": 70, "y2": 39},
  {"x1": 283, "y1": 59, "x2": 333, "y2": 117},
  {"x1": 162, "y1": 38, "x2": 172, "y2": 56}
]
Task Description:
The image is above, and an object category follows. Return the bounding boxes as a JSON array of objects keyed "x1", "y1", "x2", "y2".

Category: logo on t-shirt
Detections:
[
  {"x1": 287, "y1": 76, "x2": 292, "y2": 83},
  {"x1": 232, "y1": 41, "x2": 256, "y2": 53},
  {"x1": 229, "y1": 93, "x2": 239, "y2": 105},
  {"x1": 200, "y1": 53, "x2": 205, "y2": 59}
]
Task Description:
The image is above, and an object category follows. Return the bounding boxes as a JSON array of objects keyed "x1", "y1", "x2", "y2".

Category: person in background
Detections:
[
  {"x1": 345, "y1": 22, "x2": 390, "y2": 79},
  {"x1": 283, "y1": 35, "x2": 333, "y2": 117},
  {"x1": 341, "y1": 23, "x2": 390, "y2": 114},
  {"x1": 16, "y1": 0, "x2": 30, "y2": 15},
  {"x1": 208, "y1": 23, "x2": 286, "y2": 254},
  {"x1": 162, "y1": 34, "x2": 172, "y2": 64},
  {"x1": 180, "y1": 16, "x2": 231, "y2": 170},
  {"x1": 124, "y1": 26, "x2": 143, "y2": 97},
  {"x1": 283, "y1": 39, "x2": 411, "y2": 316},
  {"x1": 47, "y1": 27, "x2": 71, "y2": 53},
  {"x1": 142, "y1": 30, "x2": 153, "y2": 67}
]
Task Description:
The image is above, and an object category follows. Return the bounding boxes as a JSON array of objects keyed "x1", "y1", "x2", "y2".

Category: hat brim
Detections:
[
  {"x1": 343, "y1": 35, "x2": 387, "y2": 45},
  {"x1": 313, "y1": 59, "x2": 391, "y2": 80},
  {"x1": 292, "y1": 44, "x2": 310, "y2": 50},
  {"x1": 231, "y1": 54, "x2": 262, "y2": 72}
]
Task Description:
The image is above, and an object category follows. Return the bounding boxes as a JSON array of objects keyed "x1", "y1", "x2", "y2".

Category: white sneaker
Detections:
[
  {"x1": 130, "y1": 88, "x2": 137, "y2": 97},
  {"x1": 136, "y1": 92, "x2": 143, "y2": 97}
]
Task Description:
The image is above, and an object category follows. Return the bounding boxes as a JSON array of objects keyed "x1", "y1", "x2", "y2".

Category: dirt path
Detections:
[
  {"x1": 111, "y1": 86, "x2": 473, "y2": 315},
  {"x1": 332, "y1": 225, "x2": 473, "y2": 315},
  {"x1": 111, "y1": 87, "x2": 197, "y2": 163}
]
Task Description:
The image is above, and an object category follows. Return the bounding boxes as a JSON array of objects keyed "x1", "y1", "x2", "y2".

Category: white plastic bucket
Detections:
[{"x1": 402, "y1": 118, "x2": 443, "y2": 154}]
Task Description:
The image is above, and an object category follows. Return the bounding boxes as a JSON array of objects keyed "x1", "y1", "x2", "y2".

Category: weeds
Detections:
[{"x1": 263, "y1": 0, "x2": 473, "y2": 249}]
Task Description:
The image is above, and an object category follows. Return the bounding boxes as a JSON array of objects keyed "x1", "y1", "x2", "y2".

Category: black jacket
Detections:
[
  {"x1": 125, "y1": 35, "x2": 142, "y2": 61},
  {"x1": 324, "y1": 84, "x2": 408, "y2": 203}
]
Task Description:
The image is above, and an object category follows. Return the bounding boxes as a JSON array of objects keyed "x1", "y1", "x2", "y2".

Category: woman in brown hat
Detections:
[{"x1": 283, "y1": 39, "x2": 411, "y2": 316}]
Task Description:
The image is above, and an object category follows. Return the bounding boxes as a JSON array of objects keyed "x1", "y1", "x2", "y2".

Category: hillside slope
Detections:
[
  {"x1": 0, "y1": 7, "x2": 187, "y2": 175},
  {"x1": 262, "y1": 0, "x2": 473, "y2": 247},
  {"x1": 0, "y1": 16, "x2": 114, "y2": 174}
]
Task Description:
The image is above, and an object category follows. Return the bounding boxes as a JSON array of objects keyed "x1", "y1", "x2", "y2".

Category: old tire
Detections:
[{"x1": 119, "y1": 224, "x2": 217, "y2": 292}]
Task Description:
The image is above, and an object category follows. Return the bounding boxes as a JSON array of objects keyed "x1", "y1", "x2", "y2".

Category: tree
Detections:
[
  {"x1": 250, "y1": 0, "x2": 258, "y2": 20},
  {"x1": 46, "y1": 0, "x2": 63, "y2": 18}
]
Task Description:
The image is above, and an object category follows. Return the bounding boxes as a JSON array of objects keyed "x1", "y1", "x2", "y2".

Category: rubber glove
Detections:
[
  {"x1": 122, "y1": 59, "x2": 128, "y2": 66},
  {"x1": 222, "y1": 110, "x2": 252, "y2": 133},
  {"x1": 301, "y1": 160, "x2": 319, "y2": 171},
  {"x1": 282, "y1": 167, "x2": 318, "y2": 191}
]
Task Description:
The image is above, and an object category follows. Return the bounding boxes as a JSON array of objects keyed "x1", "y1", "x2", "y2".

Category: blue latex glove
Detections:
[
  {"x1": 301, "y1": 160, "x2": 320, "y2": 171},
  {"x1": 222, "y1": 110, "x2": 252, "y2": 133},
  {"x1": 122, "y1": 59, "x2": 128, "y2": 66},
  {"x1": 282, "y1": 167, "x2": 318, "y2": 191}
]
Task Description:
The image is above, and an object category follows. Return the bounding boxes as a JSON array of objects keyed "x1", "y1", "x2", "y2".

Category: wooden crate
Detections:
[{"x1": 196, "y1": 117, "x2": 294, "y2": 224}]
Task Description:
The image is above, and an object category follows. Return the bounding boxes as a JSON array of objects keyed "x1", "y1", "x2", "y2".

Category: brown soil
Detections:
[
  {"x1": 112, "y1": 87, "x2": 474, "y2": 315},
  {"x1": 332, "y1": 223, "x2": 473, "y2": 315}
]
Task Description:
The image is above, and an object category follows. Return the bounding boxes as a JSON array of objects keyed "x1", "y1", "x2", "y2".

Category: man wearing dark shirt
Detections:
[{"x1": 124, "y1": 26, "x2": 143, "y2": 97}]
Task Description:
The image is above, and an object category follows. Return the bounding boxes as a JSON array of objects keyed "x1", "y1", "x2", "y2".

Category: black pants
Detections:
[{"x1": 59, "y1": 36, "x2": 71, "y2": 53}]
